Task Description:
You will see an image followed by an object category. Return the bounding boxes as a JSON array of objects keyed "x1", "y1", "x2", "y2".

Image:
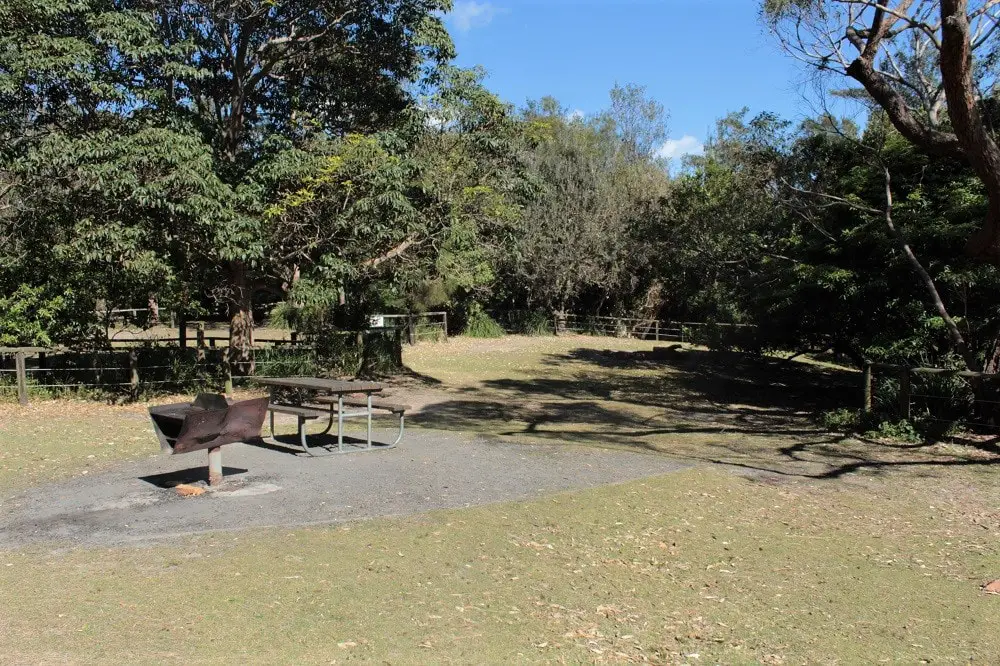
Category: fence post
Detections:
[
  {"x1": 290, "y1": 331, "x2": 298, "y2": 345},
  {"x1": 442, "y1": 312, "x2": 448, "y2": 342},
  {"x1": 129, "y1": 349, "x2": 139, "y2": 399},
  {"x1": 196, "y1": 323, "x2": 206, "y2": 361},
  {"x1": 654, "y1": 320, "x2": 659, "y2": 342},
  {"x1": 15, "y1": 351, "x2": 28, "y2": 406},
  {"x1": 407, "y1": 314, "x2": 416, "y2": 346},
  {"x1": 898, "y1": 367, "x2": 911, "y2": 420},
  {"x1": 178, "y1": 314, "x2": 187, "y2": 348},
  {"x1": 862, "y1": 363, "x2": 873, "y2": 415}
]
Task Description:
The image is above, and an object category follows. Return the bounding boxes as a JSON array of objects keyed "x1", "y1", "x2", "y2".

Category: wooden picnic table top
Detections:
[{"x1": 256, "y1": 376, "x2": 384, "y2": 394}]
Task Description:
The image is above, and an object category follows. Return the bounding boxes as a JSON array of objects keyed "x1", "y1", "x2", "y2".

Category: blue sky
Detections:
[{"x1": 445, "y1": 0, "x2": 823, "y2": 160}]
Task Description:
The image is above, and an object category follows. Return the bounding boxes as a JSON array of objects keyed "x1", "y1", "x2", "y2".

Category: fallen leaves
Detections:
[{"x1": 174, "y1": 484, "x2": 206, "y2": 497}]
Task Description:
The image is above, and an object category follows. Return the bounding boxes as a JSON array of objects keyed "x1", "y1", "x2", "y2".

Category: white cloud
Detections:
[
  {"x1": 655, "y1": 135, "x2": 705, "y2": 161},
  {"x1": 567, "y1": 109, "x2": 585, "y2": 122},
  {"x1": 450, "y1": 1, "x2": 501, "y2": 32}
]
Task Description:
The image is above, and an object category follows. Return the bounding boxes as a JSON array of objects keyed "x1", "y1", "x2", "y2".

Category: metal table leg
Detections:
[
  {"x1": 337, "y1": 395, "x2": 345, "y2": 453},
  {"x1": 298, "y1": 416, "x2": 313, "y2": 455},
  {"x1": 367, "y1": 393, "x2": 373, "y2": 449}
]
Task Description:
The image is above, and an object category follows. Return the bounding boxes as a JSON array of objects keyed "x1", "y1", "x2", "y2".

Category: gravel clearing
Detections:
[{"x1": 0, "y1": 427, "x2": 691, "y2": 549}]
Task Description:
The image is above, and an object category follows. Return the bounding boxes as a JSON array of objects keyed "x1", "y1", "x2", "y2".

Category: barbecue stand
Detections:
[{"x1": 148, "y1": 394, "x2": 269, "y2": 486}]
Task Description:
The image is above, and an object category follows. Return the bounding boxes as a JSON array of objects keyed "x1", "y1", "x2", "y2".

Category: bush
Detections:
[
  {"x1": 497, "y1": 310, "x2": 552, "y2": 336},
  {"x1": 821, "y1": 408, "x2": 862, "y2": 433},
  {"x1": 312, "y1": 330, "x2": 404, "y2": 378},
  {"x1": 463, "y1": 304, "x2": 505, "y2": 338},
  {"x1": 864, "y1": 419, "x2": 921, "y2": 443}
]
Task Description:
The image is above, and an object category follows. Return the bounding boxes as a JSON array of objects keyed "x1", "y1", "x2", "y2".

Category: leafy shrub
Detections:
[
  {"x1": 311, "y1": 330, "x2": 404, "y2": 378},
  {"x1": 463, "y1": 304, "x2": 505, "y2": 338},
  {"x1": 520, "y1": 311, "x2": 553, "y2": 336},
  {"x1": 821, "y1": 408, "x2": 861, "y2": 433},
  {"x1": 498, "y1": 310, "x2": 552, "y2": 336},
  {"x1": 0, "y1": 285, "x2": 66, "y2": 346},
  {"x1": 864, "y1": 419, "x2": 921, "y2": 443}
]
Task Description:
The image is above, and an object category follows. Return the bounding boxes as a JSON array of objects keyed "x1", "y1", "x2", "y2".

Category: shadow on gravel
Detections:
[{"x1": 141, "y1": 467, "x2": 249, "y2": 488}]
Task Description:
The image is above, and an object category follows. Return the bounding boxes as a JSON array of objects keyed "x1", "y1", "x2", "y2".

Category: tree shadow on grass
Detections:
[{"x1": 410, "y1": 346, "x2": 1000, "y2": 480}]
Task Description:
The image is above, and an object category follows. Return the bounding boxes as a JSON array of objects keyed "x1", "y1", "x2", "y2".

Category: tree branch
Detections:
[{"x1": 362, "y1": 237, "x2": 418, "y2": 269}]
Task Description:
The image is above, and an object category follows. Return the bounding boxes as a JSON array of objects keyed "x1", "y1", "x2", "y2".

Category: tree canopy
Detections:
[{"x1": 4, "y1": 0, "x2": 1000, "y2": 395}]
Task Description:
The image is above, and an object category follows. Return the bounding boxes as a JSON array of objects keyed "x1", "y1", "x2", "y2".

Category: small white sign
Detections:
[{"x1": 369, "y1": 315, "x2": 385, "y2": 328}]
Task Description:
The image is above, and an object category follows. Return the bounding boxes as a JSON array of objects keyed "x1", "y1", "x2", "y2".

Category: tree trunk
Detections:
[
  {"x1": 882, "y1": 169, "x2": 977, "y2": 371},
  {"x1": 148, "y1": 293, "x2": 160, "y2": 327},
  {"x1": 940, "y1": 0, "x2": 1000, "y2": 261},
  {"x1": 984, "y1": 335, "x2": 1000, "y2": 374},
  {"x1": 228, "y1": 263, "x2": 255, "y2": 375}
]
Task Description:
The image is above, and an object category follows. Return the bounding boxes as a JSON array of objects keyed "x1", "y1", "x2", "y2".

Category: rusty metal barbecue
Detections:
[{"x1": 148, "y1": 393, "x2": 268, "y2": 486}]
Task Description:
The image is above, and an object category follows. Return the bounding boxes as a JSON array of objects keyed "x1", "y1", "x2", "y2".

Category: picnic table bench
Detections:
[{"x1": 257, "y1": 377, "x2": 409, "y2": 455}]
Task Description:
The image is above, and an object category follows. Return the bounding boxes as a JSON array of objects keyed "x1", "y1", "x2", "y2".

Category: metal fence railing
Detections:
[
  {"x1": 369, "y1": 312, "x2": 448, "y2": 344},
  {"x1": 497, "y1": 312, "x2": 757, "y2": 344}
]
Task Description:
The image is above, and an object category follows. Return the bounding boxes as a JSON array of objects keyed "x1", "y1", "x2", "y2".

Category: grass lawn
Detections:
[
  {"x1": 404, "y1": 336, "x2": 1000, "y2": 482},
  {"x1": 2, "y1": 467, "x2": 998, "y2": 664},
  {"x1": 0, "y1": 401, "x2": 156, "y2": 492},
  {"x1": 1, "y1": 335, "x2": 999, "y2": 663}
]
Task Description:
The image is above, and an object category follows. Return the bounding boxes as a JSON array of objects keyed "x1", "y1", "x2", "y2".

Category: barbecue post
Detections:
[{"x1": 207, "y1": 447, "x2": 223, "y2": 486}]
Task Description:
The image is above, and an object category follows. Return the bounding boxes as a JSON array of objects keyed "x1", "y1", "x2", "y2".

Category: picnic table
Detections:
[{"x1": 256, "y1": 377, "x2": 408, "y2": 455}]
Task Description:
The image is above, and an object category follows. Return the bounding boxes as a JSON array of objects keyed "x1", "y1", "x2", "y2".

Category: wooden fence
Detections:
[
  {"x1": 539, "y1": 313, "x2": 755, "y2": 343},
  {"x1": 862, "y1": 362, "x2": 1000, "y2": 431},
  {"x1": 0, "y1": 327, "x2": 405, "y2": 405}
]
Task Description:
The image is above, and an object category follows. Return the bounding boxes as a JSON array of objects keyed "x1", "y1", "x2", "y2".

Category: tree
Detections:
[
  {"x1": 506, "y1": 91, "x2": 669, "y2": 316},
  {"x1": 763, "y1": 0, "x2": 1000, "y2": 261},
  {"x1": 657, "y1": 110, "x2": 791, "y2": 326},
  {"x1": 0, "y1": 0, "x2": 455, "y2": 366},
  {"x1": 601, "y1": 83, "x2": 670, "y2": 163}
]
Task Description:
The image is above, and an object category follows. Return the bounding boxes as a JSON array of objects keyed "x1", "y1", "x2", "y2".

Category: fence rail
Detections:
[
  {"x1": 0, "y1": 327, "x2": 404, "y2": 405},
  {"x1": 369, "y1": 312, "x2": 448, "y2": 344},
  {"x1": 863, "y1": 362, "x2": 1000, "y2": 433},
  {"x1": 493, "y1": 311, "x2": 755, "y2": 343}
]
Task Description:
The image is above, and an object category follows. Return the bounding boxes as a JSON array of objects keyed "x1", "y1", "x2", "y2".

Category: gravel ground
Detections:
[{"x1": 0, "y1": 426, "x2": 691, "y2": 549}]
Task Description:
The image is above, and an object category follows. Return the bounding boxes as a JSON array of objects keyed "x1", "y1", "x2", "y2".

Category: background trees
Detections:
[
  {"x1": 502, "y1": 89, "x2": 669, "y2": 317},
  {"x1": 0, "y1": 0, "x2": 455, "y2": 366},
  {"x1": 4, "y1": 0, "x2": 1000, "y2": 391},
  {"x1": 763, "y1": 0, "x2": 1000, "y2": 260}
]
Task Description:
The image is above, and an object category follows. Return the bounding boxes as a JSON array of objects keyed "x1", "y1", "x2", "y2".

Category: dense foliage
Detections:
[{"x1": 4, "y1": 0, "x2": 1000, "y2": 394}]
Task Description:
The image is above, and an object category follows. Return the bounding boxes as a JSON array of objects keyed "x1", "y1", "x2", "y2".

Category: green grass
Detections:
[
  {"x1": 2, "y1": 468, "x2": 998, "y2": 664},
  {"x1": 0, "y1": 400, "x2": 155, "y2": 492}
]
